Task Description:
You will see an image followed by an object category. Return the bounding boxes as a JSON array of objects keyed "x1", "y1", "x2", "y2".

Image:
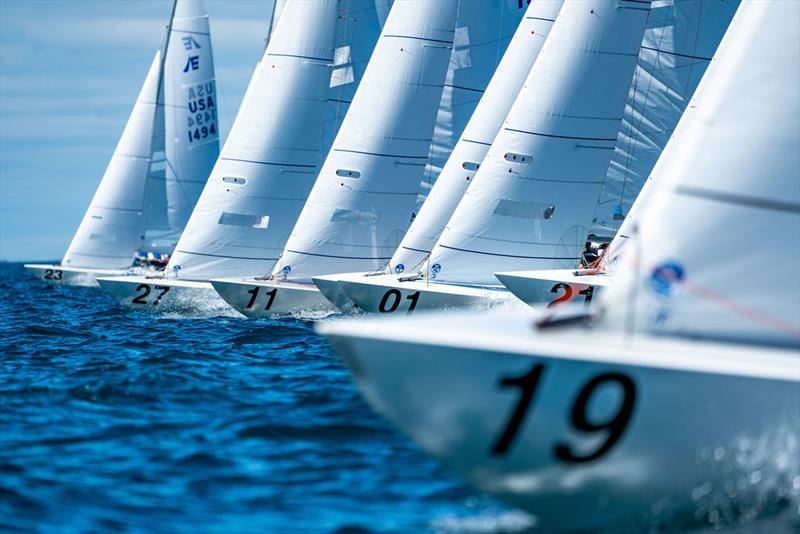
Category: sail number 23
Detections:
[{"x1": 491, "y1": 363, "x2": 636, "y2": 463}]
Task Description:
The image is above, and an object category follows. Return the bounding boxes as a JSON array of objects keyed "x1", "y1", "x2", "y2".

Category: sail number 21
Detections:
[{"x1": 491, "y1": 363, "x2": 636, "y2": 463}]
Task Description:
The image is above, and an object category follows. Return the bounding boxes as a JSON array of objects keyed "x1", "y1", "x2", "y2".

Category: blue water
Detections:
[
  {"x1": 2, "y1": 262, "x2": 798, "y2": 533},
  {"x1": 1, "y1": 262, "x2": 531, "y2": 533}
]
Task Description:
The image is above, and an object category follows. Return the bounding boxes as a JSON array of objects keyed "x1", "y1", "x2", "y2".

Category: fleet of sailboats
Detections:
[
  {"x1": 23, "y1": 0, "x2": 799, "y2": 528},
  {"x1": 25, "y1": 0, "x2": 219, "y2": 286}
]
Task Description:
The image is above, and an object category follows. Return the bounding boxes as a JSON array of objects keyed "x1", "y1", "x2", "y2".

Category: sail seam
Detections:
[
  {"x1": 333, "y1": 148, "x2": 429, "y2": 159},
  {"x1": 175, "y1": 250, "x2": 279, "y2": 261},
  {"x1": 639, "y1": 45, "x2": 712, "y2": 61},
  {"x1": 285, "y1": 250, "x2": 392, "y2": 260},
  {"x1": 504, "y1": 128, "x2": 618, "y2": 142},
  {"x1": 675, "y1": 185, "x2": 800, "y2": 214},
  {"x1": 438, "y1": 245, "x2": 580, "y2": 261},
  {"x1": 266, "y1": 53, "x2": 335, "y2": 62},
  {"x1": 382, "y1": 34, "x2": 454, "y2": 45},
  {"x1": 220, "y1": 157, "x2": 317, "y2": 168}
]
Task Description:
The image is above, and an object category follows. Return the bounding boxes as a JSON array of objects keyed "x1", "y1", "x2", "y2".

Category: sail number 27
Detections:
[{"x1": 491, "y1": 363, "x2": 636, "y2": 463}]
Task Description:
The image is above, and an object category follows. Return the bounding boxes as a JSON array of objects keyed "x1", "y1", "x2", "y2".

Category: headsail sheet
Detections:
[{"x1": 602, "y1": 0, "x2": 800, "y2": 348}]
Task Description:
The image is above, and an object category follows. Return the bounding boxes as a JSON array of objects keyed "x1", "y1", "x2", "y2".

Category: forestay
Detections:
[
  {"x1": 272, "y1": 0, "x2": 460, "y2": 283},
  {"x1": 62, "y1": 53, "x2": 163, "y2": 269},
  {"x1": 602, "y1": 0, "x2": 800, "y2": 348},
  {"x1": 427, "y1": 0, "x2": 650, "y2": 285},
  {"x1": 163, "y1": 0, "x2": 219, "y2": 232},
  {"x1": 590, "y1": 0, "x2": 739, "y2": 238},
  {"x1": 389, "y1": 0, "x2": 564, "y2": 273},
  {"x1": 166, "y1": 0, "x2": 341, "y2": 279}
]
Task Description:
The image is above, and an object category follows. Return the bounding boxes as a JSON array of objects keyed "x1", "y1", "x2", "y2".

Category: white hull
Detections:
[
  {"x1": 210, "y1": 278, "x2": 336, "y2": 318},
  {"x1": 322, "y1": 272, "x2": 519, "y2": 314},
  {"x1": 495, "y1": 269, "x2": 611, "y2": 309},
  {"x1": 312, "y1": 274, "x2": 359, "y2": 312},
  {"x1": 96, "y1": 275, "x2": 222, "y2": 311},
  {"x1": 318, "y1": 312, "x2": 800, "y2": 530},
  {"x1": 24, "y1": 264, "x2": 129, "y2": 287}
]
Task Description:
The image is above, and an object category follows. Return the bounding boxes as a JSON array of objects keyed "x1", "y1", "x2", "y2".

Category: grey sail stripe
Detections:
[
  {"x1": 675, "y1": 185, "x2": 800, "y2": 214},
  {"x1": 382, "y1": 34, "x2": 454, "y2": 45},
  {"x1": 334, "y1": 148, "x2": 429, "y2": 159},
  {"x1": 221, "y1": 157, "x2": 318, "y2": 168},
  {"x1": 505, "y1": 127, "x2": 618, "y2": 142},
  {"x1": 285, "y1": 249, "x2": 392, "y2": 261},
  {"x1": 176, "y1": 250, "x2": 279, "y2": 261},
  {"x1": 439, "y1": 244, "x2": 580, "y2": 261}
]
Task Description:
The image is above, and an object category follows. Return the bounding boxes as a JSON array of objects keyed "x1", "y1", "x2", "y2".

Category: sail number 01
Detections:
[
  {"x1": 491, "y1": 363, "x2": 636, "y2": 463},
  {"x1": 378, "y1": 289, "x2": 420, "y2": 314}
]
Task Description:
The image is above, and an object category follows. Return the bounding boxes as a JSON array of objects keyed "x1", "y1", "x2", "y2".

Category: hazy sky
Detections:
[{"x1": 0, "y1": 0, "x2": 274, "y2": 261}]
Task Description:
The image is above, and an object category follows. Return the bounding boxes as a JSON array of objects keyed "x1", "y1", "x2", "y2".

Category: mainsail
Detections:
[
  {"x1": 271, "y1": 0, "x2": 460, "y2": 282},
  {"x1": 590, "y1": 0, "x2": 739, "y2": 238},
  {"x1": 426, "y1": 0, "x2": 650, "y2": 285},
  {"x1": 602, "y1": 0, "x2": 800, "y2": 348},
  {"x1": 163, "y1": 0, "x2": 220, "y2": 232},
  {"x1": 388, "y1": 0, "x2": 564, "y2": 273},
  {"x1": 166, "y1": 0, "x2": 341, "y2": 279},
  {"x1": 415, "y1": 0, "x2": 527, "y2": 209},
  {"x1": 61, "y1": 0, "x2": 219, "y2": 269},
  {"x1": 62, "y1": 53, "x2": 163, "y2": 269}
]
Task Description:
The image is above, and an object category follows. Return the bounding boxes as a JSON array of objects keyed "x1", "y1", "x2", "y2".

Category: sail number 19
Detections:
[{"x1": 491, "y1": 363, "x2": 636, "y2": 464}]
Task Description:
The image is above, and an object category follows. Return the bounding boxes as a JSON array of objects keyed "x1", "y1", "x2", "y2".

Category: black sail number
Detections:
[
  {"x1": 491, "y1": 364, "x2": 636, "y2": 464},
  {"x1": 378, "y1": 289, "x2": 421, "y2": 314},
  {"x1": 44, "y1": 269, "x2": 63, "y2": 281},
  {"x1": 554, "y1": 373, "x2": 636, "y2": 463},
  {"x1": 245, "y1": 286, "x2": 278, "y2": 310},
  {"x1": 131, "y1": 284, "x2": 170, "y2": 305}
]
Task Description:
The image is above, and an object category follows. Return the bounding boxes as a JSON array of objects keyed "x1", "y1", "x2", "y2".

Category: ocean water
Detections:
[
  {"x1": 1, "y1": 262, "x2": 798, "y2": 533},
  {"x1": 0, "y1": 263, "x2": 527, "y2": 533}
]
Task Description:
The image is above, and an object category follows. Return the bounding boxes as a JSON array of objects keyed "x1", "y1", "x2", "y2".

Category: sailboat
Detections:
[
  {"x1": 496, "y1": 0, "x2": 738, "y2": 308},
  {"x1": 211, "y1": 0, "x2": 514, "y2": 317},
  {"x1": 25, "y1": 0, "x2": 219, "y2": 287},
  {"x1": 313, "y1": 0, "x2": 564, "y2": 310},
  {"x1": 325, "y1": 0, "x2": 652, "y2": 313},
  {"x1": 318, "y1": 1, "x2": 800, "y2": 529},
  {"x1": 96, "y1": 0, "x2": 376, "y2": 310}
]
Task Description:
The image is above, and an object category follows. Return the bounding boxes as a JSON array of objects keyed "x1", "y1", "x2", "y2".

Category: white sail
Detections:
[
  {"x1": 426, "y1": 0, "x2": 650, "y2": 286},
  {"x1": 62, "y1": 52, "x2": 163, "y2": 269},
  {"x1": 602, "y1": 0, "x2": 800, "y2": 348},
  {"x1": 164, "y1": 0, "x2": 340, "y2": 280},
  {"x1": 389, "y1": 0, "x2": 564, "y2": 273},
  {"x1": 271, "y1": 0, "x2": 460, "y2": 283},
  {"x1": 415, "y1": 0, "x2": 527, "y2": 210},
  {"x1": 322, "y1": 0, "x2": 391, "y2": 173},
  {"x1": 163, "y1": 0, "x2": 220, "y2": 232},
  {"x1": 590, "y1": 0, "x2": 739, "y2": 238}
]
